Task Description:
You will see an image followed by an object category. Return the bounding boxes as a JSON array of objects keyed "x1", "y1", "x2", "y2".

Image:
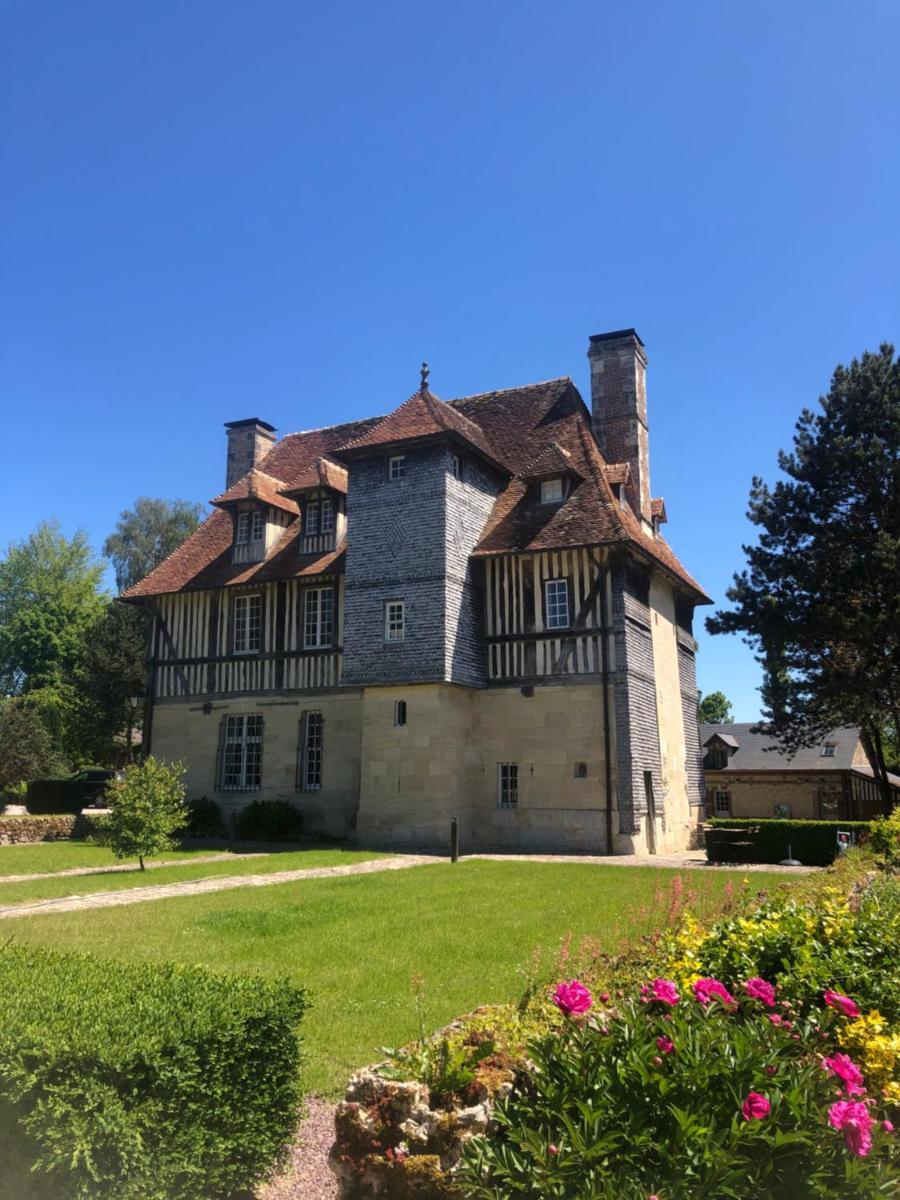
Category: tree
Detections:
[
  {"x1": 698, "y1": 691, "x2": 734, "y2": 724},
  {"x1": 67, "y1": 603, "x2": 148, "y2": 765},
  {"x1": 707, "y1": 344, "x2": 900, "y2": 813},
  {"x1": 104, "y1": 497, "x2": 203, "y2": 592},
  {"x1": 0, "y1": 699, "x2": 60, "y2": 796},
  {"x1": 96, "y1": 757, "x2": 187, "y2": 869}
]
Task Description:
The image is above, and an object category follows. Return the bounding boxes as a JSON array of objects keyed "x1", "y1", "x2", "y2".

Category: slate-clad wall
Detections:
[
  {"x1": 342, "y1": 445, "x2": 449, "y2": 685},
  {"x1": 675, "y1": 598, "x2": 704, "y2": 811}
]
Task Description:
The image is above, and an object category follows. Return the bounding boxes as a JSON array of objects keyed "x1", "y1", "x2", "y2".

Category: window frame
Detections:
[
  {"x1": 320, "y1": 496, "x2": 335, "y2": 535},
  {"x1": 384, "y1": 599, "x2": 405, "y2": 643},
  {"x1": 388, "y1": 455, "x2": 406, "y2": 482},
  {"x1": 298, "y1": 710, "x2": 324, "y2": 792},
  {"x1": 544, "y1": 578, "x2": 571, "y2": 631},
  {"x1": 713, "y1": 789, "x2": 731, "y2": 817},
  {"x1": 706, "y1": 744, "x2": 728, "y2": 769},
  {"x1": 305, "y1": 499, "x2": 320, "y2": 536},
  {"x1": 450, "y1": 454, "x2": 462, "y2": 481},
  {"x1": 822, "y1": 743, "x2": 836, "y2": 758},
  {"x1": 497, "y1": 762, "x2": 519, "y2": 809},
  {"x1": 219, "y1": 714, "x2": 263, "y2": 792},
  {"x1": 303, "y1": 586, "x2": 334, "y2": 649},
  {"x1": 540, "y1": 477, "x2": 564, "y2": 505},
  {"x1": 394, "y1": 700, "x2": 407, "y2": 727},
  {"x1": 233, "y1": 593, "x2": 262, "y2": 655}
]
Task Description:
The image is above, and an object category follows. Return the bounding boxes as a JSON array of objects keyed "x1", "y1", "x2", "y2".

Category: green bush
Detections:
[
  {"x1": 705, "y1": 818, "x2": 872, "y2": 866},
  {"x1": 0, "y1": 944, "x2": 308, "y2": 1199},
  {"x1": 95, "y1": 758, "x2": 187, "y2": 869},
  {"x1": 234, "y1": 798, "x2": 303, "y2": 842},
  {"x1": 869, "y1": 808, "x2": 900, "y2": 866},
  {"x1": 183, "y1": 793, "x2": 226, "y2": 838}
]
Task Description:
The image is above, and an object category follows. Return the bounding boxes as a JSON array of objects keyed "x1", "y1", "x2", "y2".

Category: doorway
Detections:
[{"x1": 643, "y1": 771, "x2": 657, "y2": 855}]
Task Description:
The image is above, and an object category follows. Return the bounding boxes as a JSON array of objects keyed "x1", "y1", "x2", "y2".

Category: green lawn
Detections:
[
  {"x1": 5, "y1": 860, "x2": 791, "y2": 1095},
  {"x1": 0, "y1": 847, "x2": 387, "y2": 905},
  {"x1": 0, "y1": 841, "x2": 226, "y2": 875}
]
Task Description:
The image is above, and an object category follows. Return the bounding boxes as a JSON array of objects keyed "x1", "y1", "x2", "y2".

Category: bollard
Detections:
[{"x1": 450, "y1": 816, "x2": 459, "y2": 863}]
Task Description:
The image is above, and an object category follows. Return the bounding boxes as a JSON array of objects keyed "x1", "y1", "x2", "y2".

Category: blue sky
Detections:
[{"x1": 2, "y1": 1, "x2": 898, "y2": 719}]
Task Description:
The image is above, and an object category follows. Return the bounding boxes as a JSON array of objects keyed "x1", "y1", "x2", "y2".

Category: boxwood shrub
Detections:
[
  {"x1": 0, "y1": 945, "x2": 308, "y2": 1199},
  {"x1": 234, "y1": 798, "x2": 304, "y2": 842},
  {"x1": 705, "y1": 818, "x2": 873, "y2": 866}
]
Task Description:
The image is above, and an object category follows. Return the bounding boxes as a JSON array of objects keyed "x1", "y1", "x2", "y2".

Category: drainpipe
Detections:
[{"x1": 599, "y1": 563, "x2": 615, "y2": 854}]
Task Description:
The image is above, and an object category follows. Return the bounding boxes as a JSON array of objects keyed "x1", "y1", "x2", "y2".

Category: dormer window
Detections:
[
  {"x1": 305, "y1": 498, "x2": 334, "y2": 537},
  {"x1": 236, "y1": 510, "x2": 265, "y2": 545},
  {"x1": 389, "y1": 455, "x2": 406, "y2": 482},
  {"x1": 320, "y1": 497, "x2": 335, "y2": 535},
  {"x1": 822, "y1": 743, "x2": 836, "y2": 758},
  {"x1": 540, "y1": 477, "x2": 564, "y2": 504},
  {"x1": 706, "y1": 744, "x2": 728, "y2": 769}
]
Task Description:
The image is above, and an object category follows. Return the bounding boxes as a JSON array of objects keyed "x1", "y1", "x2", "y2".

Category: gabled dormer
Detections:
[
  {"x1": 518, "y1": 441, "x2": 583, "y2": 505},
  {"x1": 279, "y1": 456, "x2": 348, "y2": 556},
  {"x1": 702, "y1": 731, "x2": 739, "y2": 770},
  {"x1": 210, "y1": 468, "x2": 298, "y2": 565}
]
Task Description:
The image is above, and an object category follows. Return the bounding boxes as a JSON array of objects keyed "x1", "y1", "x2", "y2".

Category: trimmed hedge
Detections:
[
  {"x1": 0, "y1": 945, "x2": 308, "y2": 1199},
  {"x1": 26, "y1": 778, "x2": 95, "y2": 815},
  {"x1": 234, "y1": 798, "x2": 304, "y2": 842},
  {"x1": 705, "y1": 818, "x2": 873, "y2": 866},
  {"x1": 184, "y1": 793, "x2": 226, "y2": 838}
]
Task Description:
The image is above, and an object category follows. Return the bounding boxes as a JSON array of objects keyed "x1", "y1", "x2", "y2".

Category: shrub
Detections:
[
  {"x1": 458, "y1": 979, "x2": 899, "y2": 1199},
  {"x1": 869, "y1": 807, "x2": 900, "y2": 866},
  {"x1": 705, "y1": 818, "x2": 872, "y2": 866},
  {"x1": 183, "y1": 793, "x2": 226, "y2": 838},
  {"x1": 234, "y1": 798, "x2": 303, "y2": 842},
  {"x1": 95, "y1": 757, "x2": 187, "y2": 869},
  {"x1": 0, "y1": 944, "x2": 308, "y2": 1199}
]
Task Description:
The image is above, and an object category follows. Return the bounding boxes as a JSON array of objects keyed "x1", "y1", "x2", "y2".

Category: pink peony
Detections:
[
  {"x1": 548, "y1": 1144, "x2": 559, "y2": 1154},
  {"x1": 764, "y1": 1065, "x2": 777, "y2": 1076},
  {"x1": 641, "y1": 978, "x2": 680, "y2": 1006},
  {"x1": 822, "y1": 1053, "x2": 866, "y2": 1097},
  {"x1": 883, "y1": 1120, "x2": 895, "y2": 1133},
  {"x1": 829, "y1": 1100, "x2": 873, "y2": 1157},
  {"x1": 552, "y1": 979, "x2": 593, "y2": 1016},
  {"x1": 692, "y1": 978, "x2": 736, "y2": 1008},
  {"x1": 741, "y1": 1092, "x2": 771, "y2": 1121},
  {"x1": 824, "y1": 990, "x2": 861, "y2": 1019},
  {"x1": 744, "y1": 977, "x2": 776, "y2": 1007},
  {"x1": 768, "y1": 1013, "x2": 783, "y2": 1026},
  {"x1": 656, "y1": 1035, "x2": 675, "y2": 1055}
]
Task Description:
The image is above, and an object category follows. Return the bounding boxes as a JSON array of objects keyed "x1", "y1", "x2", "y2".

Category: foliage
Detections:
[
  {"x1": 458, "y1": 981, "x2": 898, "y2": 1199},
  {"x1": 233, "y1": 797, "x2": 304, "y2": 842},
  {"x1": 95, "y1": 757, "x2": 187, "y2": 869},
  {"x1": 26, "y1": 777, "x2": 99, "y2": 815},
  {"x1": 706, "y1": 344, "x2": 900, "y2": 813},
  {"x1": 699, "y1": 690, "x2": 734, "y2": 724},
  {"x1": 0, "y1": 699, "x2": 60, "y2": 795},
  {"x1": 0, "y1": 943, "x2": 307, "y2": 1199},
  {"x1": 103, "y1": 496, "x2": 203, "y2": 593},
  {"x1": 184, "y1": 793, "x2": 226, "y2": 838},
  {"x1": 705, "y1": 818, "x2": 873, "y2": 866},
  {"x1": 869, "y1": 807, "x2": 900, "y2": 867},
  {"x1": 66, "y1": 602, "x2": 147, "y2": 765}
]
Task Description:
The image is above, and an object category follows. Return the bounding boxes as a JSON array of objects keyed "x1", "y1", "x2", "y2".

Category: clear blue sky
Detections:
[{"x1": 2, "y1": 1, "x2": 898, "y2": 720}]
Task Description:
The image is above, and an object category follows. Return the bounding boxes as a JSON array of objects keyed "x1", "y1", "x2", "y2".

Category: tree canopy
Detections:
[
  {"x1": 104, "y1": 497, "x2": 203, "y2": 593},
  {"x1": 0, "y1": 699, "x2": 60, "y2": 796},
  {"x1": 707, "y1": 343, "x2": 900, "y2": 811},
  {"x1": 698, "y1": 692, "x2": 734, "y2": 725},
  {"x1": 96, "y1": 757, "x2": 187, "y2": 869}
]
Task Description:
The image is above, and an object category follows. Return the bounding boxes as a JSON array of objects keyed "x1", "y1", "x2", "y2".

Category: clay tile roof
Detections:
[
  {"x1": 280, "y1": 456, "x2": 349, "y2": 497},
  {"x1": 651, "y1": 497, "x2": 668, "y2": 523},
  {"x1": 604, "y1": 462, "x2": 632, "y2": 486},
  {"x1": 333, "y1": 388, "x2": 507, "y2": 472},
  {"x1": 210, "y1": 469, "x2": 299, "y2": 516},
  {"x1": 518, "y1": 441, "x2": 580, "y2": 481}
]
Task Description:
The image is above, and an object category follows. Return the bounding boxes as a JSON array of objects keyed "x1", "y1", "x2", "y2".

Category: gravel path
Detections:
[
  {"x1": 258, "y1": 1098, "x2": 338, "y2": 1200},
  {"x1": 0, "y1": 852, "x2": 262, "y2": 885},
  {"x1": 465, "y1": 851, "x2": 817, "y2": 874}
]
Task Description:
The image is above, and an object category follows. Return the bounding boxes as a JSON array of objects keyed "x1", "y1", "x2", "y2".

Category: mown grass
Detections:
[
  {"x1": 5, "y1": 860, "x2": 791, "y2": 1095},
  {"x1": 0, "y1": 841, "x2": 225, "y2": 875},
  {"x1": 0, "y1": 848, "x2": 388, "y2": 905}
]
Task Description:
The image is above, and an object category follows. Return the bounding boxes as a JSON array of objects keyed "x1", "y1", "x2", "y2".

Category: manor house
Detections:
[{"x1": 124, "y1": 329, "x2": 709, "y2": 854}]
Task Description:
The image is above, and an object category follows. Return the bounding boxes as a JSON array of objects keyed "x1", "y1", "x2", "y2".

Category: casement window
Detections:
[
  {"x1": 713, "y1": 790, "x2": 731, "y2": 817},
  {"x1": 498, "y1": 762, "x2": 519, "y2": 809},
  {"x1": 236, "y1": 510, "x2": 265, "y2": 545},
  {"x1": 305, "y1": 500, "x2": 320, "y2": 535},
  {"x1": 303, "y1": 586, "x2": 334, "y2": 649},
  {"x1": 217, "y1": 714, "x2": 263, "y2": 792},
  {"x1": 388, "y1": 455, "x2": 406, "y2": 482},
  {"x1": 233, "y1": 594, "x2": 262, "y2": 654},
  {"x1": 297, "y1": 711, "x2": 323, "y2": 792},
  {"x1": 320, "y1": 497, "x2": 335, "y2": 535},
  {"x1": 450, "y1": 454, "x2": 462, "y2": 480},
  {"x1": 706, "y1": 744, "x2": 727, "y2": 769},
  {"x1": 305, "y1": 499, "x2": 334, "y2": 538},
  {"x1": 544, "y1": 578, "x2": 571, "y2": 630},
  {"x1": 540, "y1": 477, "x2": 563, "y2": 504},
  {"x1": 821, "y1": 743, "x2": 836, "y2": 758},
  {"x1": 385, "y1": 600, "x2": 405, "y2": 642},
  {"x1": 394, "y1": 700, "x2": 407, "y2": 727}
]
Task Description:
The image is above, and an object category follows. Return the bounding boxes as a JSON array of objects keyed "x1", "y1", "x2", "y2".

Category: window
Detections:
[
  {"x1": 385, "y1": 600, "x2": 405, "y2": 642},
  {"x1": 298, "y1": 711, "x2": 323, "y2": 791},
  {"x1": 305, "y1": 500, "x2": 320, "y2": 535},
  {"x1": 706, "y1": 744, "x2": 728, "y2": 769},
  {"x1": 822, "y1": 743, "x2": 836, "y2": 758},
  {"x1": 820, "y1": 790, "x2": 841, "y2": 819},
  {"x1": 236, "y1": 511, "x2": 265, "y2": 544},
  {"x1": 219, "y1": 714, "x2": 263, "y2": 791},
  {"x1": 574, "y1": 761, "x2": 588, "y2": 778},
  {"x1": 320, "y1": 497, "x2": 335, "y2": 535},
  {"x1": 388, "y1": 455, "x2": 406, "y2": 481},
  {"x1": 713, "y1": 790, "x2": 731, "y2": 816},
  {"x1": 544, "y1": 579, "x2": 570, "y2": 630},
  {"x1": 498, "y1": 762, "x2": 518, "y2": 809},
  {"x1": 394, "y1": 700, "x2": 407, "y2": 727},
  {"x1": 233, "y1": 594, "x2": 262, "y2": 653},
  {"x1": 450, "y1": 454, "x2": 462, "y2": 480},
  {"x1": 236, "y1": 512, "x2": 250, "y2": 545},
  {"x1": 540, "y1": 477, "x2": 563, "y2": 504},
  {"x1": 303, "y1": 586, "x2": 334, "y2": 648}
]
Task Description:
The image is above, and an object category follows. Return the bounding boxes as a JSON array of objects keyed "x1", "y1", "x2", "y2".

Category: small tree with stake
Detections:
[{"x1": 96, "y1": 757, "x2": 188, "y2": 870}]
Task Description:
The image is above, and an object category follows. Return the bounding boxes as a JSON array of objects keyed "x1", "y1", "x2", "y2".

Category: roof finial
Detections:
[{"x1": 420, "y1": 361, "x2": 430, "y2": 392}]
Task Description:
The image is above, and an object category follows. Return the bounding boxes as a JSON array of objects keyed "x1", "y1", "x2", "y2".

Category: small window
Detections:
[
  {"x1": 394, "y1": 700, "x2": 407, "y2": 727},
  {"x1": 498, "y1": 762, "x2": 518, "y2": 809},
  {"x1": 320, "y1": 497, "x2": 335, "y2": 535},
  {"x1": 388, "y1": 455, "x2": 406, "y2": 481},
  {"x1": 219, "y1": 714, "x2": 263, "y2": 791},
  {"x1": 540, "y1": 477, "x2": 563, "y2": 504},
  {"x1": 385, "y1": 600, "x2": 405, "y2": 642},
  {"x1": 706, "y1": 744, "x2": 728, "y2": 769},
  {"x1": 305, "y1": 500, "x2": 320, "y2": 535},
  {"x1": 235, "y1": 512, "x2": 250, "y2": 545},
  {"x1": 298, "y1": 711, "x2": 323, "y2": 791},
  {"x1": 233, "y1": 594, "x2": 262, "y2": 654},
  {"x1": 544, "y1": 579, "x2": 570, "y2": 630},
  {"x1": 822, "y1": 743, "x2": 836, "y2": 758},
  {"x1": 574, "y1": 761, "x2": 588, "y2": 779},
  {"x1": 303, "y1": 586, "x2": 334, "y2": 648},
  {"x1": 250, "y1": 510, "x2": 265, "y2": 542},
  {"x1": 713, "y1": 790, "x2": 731, "y2": 816},
  {"x1": 450, "y1": 454, "x2": 462, "y2": 480}
]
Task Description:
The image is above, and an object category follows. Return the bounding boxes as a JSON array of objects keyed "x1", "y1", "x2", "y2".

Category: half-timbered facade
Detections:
[{"x1": 124, "y1": 329, "x2": 710, "y2": 854}]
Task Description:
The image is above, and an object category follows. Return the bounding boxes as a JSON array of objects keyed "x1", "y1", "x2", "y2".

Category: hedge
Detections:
[
  {"x1": 234, "y1": 798, "x2": 304, "y2": 842},
  {"x1": 26, "y1": 778, "x2": 95, "y2": 815},
  {"x1": 0, "y1": 945, "x2": 308, "y2": 1199},
  {"x1": 705, "y1": 818, "x2": 873, "y2": 866}
]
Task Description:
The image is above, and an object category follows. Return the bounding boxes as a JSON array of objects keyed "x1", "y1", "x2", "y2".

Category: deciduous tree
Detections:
[
  {"x1": 96, "y1": 757, "x2": 187, "y2": 870},
  {"x1": 698, "y1": 691, "x2": 734, "y2": 724},
  {"x1": 103, "y1": 497, "x2": 203, "y2": 592},
  {"x1": 0, "y1": 699, "x2": 60, "y2": 796}
]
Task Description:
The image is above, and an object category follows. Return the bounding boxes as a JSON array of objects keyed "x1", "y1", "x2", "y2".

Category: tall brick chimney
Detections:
[
  {"x1": 223, "y1": 418, "x2": 276, "y2": 488},
  {"x1": 588, "y1": 329, "x2": 651, "y2": 526}
]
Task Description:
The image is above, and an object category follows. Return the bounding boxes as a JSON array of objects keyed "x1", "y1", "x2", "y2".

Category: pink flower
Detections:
[
  {"x1": 882, "y1": 1120, "x2": 895, "y2": 1133},
  {"x1": 822, "y1": 1053, "x2": 866, "y2": 1097},
  {"x1": 829, "y1": 1101, "x2": 873, "y2": 1157},
  {"x1": 651, "y1": 1055, "x2": 663, "y2": 1067},
  {"x1": 692, "y1": 978, "x2": 736, "y2": 1008},
  {"x1": 744, "y1": 977, "x2": 776, "y2": 1007},
  {"x1": 641, "y1": 978, "x2": 680, "y2": 1006},
  {"x1": 548, "y1": 1144, "x2": 559, "y2": 1155},
  {"x1": 552, "y1": 979, "x2": 593, "y2": 1016},
  {"x1": 741, "y1": 1092, "x2": 771, "y2": 1121},
  {"x1": 824, "y1": 990, "x2": 861, "y2": 1019},
  {"x1": 764, "y1": 1065, "x2": 777, "y2": 1076},
  {"x1": 656, "y1": 1035, "x2": 674, "y2": 1055},
  {"x1": 768, "y1": 1013, "x2": 783, "y2": 1026},
  {"x1": 598, "y1": 991, "x2": 610, "y2": 1003}
]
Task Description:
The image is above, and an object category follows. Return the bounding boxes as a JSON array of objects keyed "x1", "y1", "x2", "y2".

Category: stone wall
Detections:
[
  {"x1": 706, "y1": 773, "x2": 843, "y2": 821},
  {"x1": 0, "y1": 815, "x2": 78, "y2": 844}
]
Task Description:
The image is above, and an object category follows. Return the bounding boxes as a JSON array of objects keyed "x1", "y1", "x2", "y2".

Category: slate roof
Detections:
[
  {"x1": 123, "y1": 376, "x2": 708, "y2": 602},
  {"x1": 700, "y1": 724, "x2": 862, "y2": 770}
]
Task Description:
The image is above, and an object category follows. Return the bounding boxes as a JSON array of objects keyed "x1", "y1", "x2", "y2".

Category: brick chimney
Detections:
[
  {"x1": 588, "y1": 329, "x2": 651, "y2": 526},
  {"x1": 224, "y1": 418, "x2": 276, "y2": 488}
]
